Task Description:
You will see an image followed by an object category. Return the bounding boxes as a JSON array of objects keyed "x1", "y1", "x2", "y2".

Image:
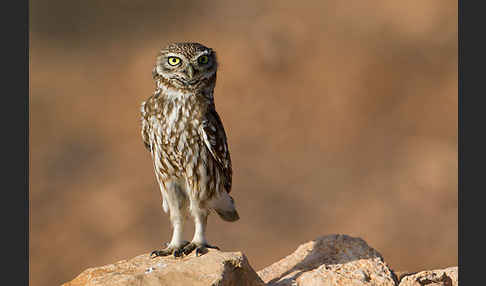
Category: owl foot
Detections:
[
  {"x1": 150, "y1": 241, "x2": 190, "y2": 258},
  {"x1": 182, "y1": 242, "x2": 220, "y2": 257}
]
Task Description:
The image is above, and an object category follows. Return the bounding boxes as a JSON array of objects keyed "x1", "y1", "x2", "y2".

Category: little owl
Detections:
[{"x1": 141, "y1": 42, "x2": 239, "y2": 257}]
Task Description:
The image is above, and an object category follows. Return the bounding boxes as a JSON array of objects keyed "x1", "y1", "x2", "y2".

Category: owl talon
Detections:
[
  {"x1": 181, "y1": 242, "x2": 220, "y2": 256},
  {"x1": 173, "y1": 248, "x2": 184, "y2": 258},
  {"x1": 182, "y1": 243, "x2": 197, "y2": 255},
  {"x1": 151, "y1": 241, "x2": 190, "y2": 258},
  {"x1": 207, "y1": 244, "x2": 220, "y2": 250},
  {"x1": 195, "y1": 247, "x2": 207, "y2": 256},
  {"x1": 150, "y1": 249, "x2": 171, "y2": 258}
]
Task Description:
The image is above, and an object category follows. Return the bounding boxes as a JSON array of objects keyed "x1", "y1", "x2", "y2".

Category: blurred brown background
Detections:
[{"x1": 29, "y1": 1, "x2": 457, "y2": 285}]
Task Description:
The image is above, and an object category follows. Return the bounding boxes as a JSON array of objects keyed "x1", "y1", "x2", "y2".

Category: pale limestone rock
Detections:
[
  {"x1": 62, "y1": 250, "x2": 264, "y2": 286},
  {"x1": 61, "y1": 234, "x2": 458, "y2": 286},
  {"x1": 398, "y1": 266, "x2": 457, "y2": 286},
  {"x1": 257, "y1": 234, "x2": 397, "y2": 286}
]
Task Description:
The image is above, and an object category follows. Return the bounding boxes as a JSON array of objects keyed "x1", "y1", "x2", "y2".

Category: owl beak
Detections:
[{"x1": 185, "y1": 64, "x2": 195, "y2": 80}]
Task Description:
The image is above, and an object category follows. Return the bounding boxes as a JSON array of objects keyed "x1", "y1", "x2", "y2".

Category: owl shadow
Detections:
[{"x1": 265, "y1": 234, "x2": 396, "y2": 285}]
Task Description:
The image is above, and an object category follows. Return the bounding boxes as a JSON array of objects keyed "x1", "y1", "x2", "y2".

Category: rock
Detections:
[
  {"x1": 257, "y1": 234, "x2": 397, "y2": 286},
  {"x1": 398, "y1": 267, "x2": 458, "y2": 286},
  {"x1": 62, "y1": 235, "x2": 458, "y2": 286},
  {"x1": 62, "y1": 250, "x2": 265, "y2": 286}
]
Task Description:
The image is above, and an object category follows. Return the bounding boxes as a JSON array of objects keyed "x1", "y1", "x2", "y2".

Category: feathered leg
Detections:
[
  {"x1": 181, "y1": 204, "x2": 219, "y2": 256},
  {"x1": 151, "y1": 181, "x2": 189, "y2": 258}
]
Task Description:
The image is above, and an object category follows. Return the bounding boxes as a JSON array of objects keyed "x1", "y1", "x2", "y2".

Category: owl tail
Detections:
[
  {"x1": 215, "y1": 206, "x2": 240, "y2": 222},
  {"x1": 210, "y1": 192, "x2": 240, "y2": 222}
]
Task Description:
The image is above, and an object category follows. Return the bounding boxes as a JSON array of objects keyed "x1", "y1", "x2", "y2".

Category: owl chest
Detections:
[
  {"x1": 159, "y1": 123, "x2": 199, "y2": 154},
  {"x1": 149, "y1": 105, "x2": 205, "y2": 174}
]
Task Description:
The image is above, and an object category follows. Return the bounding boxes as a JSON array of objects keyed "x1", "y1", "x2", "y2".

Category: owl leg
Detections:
[
  {"x1": 150, "y1": 215, "x2": 188, "y2": 258},
  {"x1": 151, "y1": 182, "x2": 189, "y2": 258},
  {"x1": 181, "y1": 207, "x2": 219, "y2": 256}
]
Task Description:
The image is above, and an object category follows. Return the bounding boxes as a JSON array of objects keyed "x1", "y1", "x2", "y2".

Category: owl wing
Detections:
[
  {"x1": 200, "y1": 109, "x2": 233, "y2": 193},
  {"x1": 140, "y1": 99, "x2": 153, "y2": 152}
]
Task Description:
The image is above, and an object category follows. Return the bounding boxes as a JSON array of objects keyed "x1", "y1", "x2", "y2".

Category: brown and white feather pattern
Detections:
[
  {"x1": 142, "y1": 42, "x2": 238, "y2": 247},
  {"x1": 200, "y1": 109, "x2": 232, "y2": 193},
  {"x1": 141, "y1": 86, "x2": 231, "y2": 206}
]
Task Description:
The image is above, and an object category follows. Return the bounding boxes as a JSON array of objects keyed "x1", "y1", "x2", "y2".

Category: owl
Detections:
[{"x1": 141, "y1": 42, "x2": 239, "y2": 258}]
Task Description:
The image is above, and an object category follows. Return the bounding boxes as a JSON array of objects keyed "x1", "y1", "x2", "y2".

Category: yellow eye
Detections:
[
  {"x1": 168, "y1": 57, "x2": 181, "y2": 66},
  {"x1": 198, "y1": 55, "x2": 209, "y2": 64}
]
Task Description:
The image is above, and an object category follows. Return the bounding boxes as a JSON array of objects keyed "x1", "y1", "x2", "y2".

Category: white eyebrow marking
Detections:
[
  {"x1": 164, "y1": 53, "x2": 189, "y2": 61},
  {"x1": 194, "y1": 50, "x2": 211, "y2": 58}
]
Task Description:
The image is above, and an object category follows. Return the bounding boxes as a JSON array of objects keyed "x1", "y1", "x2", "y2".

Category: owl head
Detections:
[{"x1": 153, "y1": 42, "x2": 218, "y2": 91}]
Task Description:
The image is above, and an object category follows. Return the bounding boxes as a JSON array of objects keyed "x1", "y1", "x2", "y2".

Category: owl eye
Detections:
[
  {"x1": 198, "y1": 55, "x2": 209, "y2": 64},
  {"x1": 167, "y1": 57, "x2": 181, "y2": 66}
]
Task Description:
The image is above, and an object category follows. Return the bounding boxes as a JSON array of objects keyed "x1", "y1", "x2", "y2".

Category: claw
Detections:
[
  {"x1": 150, "y1": 249, "x2": 171, "y2": 258},
  {"x1": 207, "y1": 244, "x2": 220, "y2": 250},
  {"x1": 196, "y1": 244, "x2": 219, "y2": 256},
  {"x1": 152, "y1": 242, "x2": 219, "y2": 258},
  {"x1": 151, "y1": 241, "x2": 191, "y2": 258},
  {"x1": 183, "y1": 243, "x2": 197, "y2": 255},
  {"x1": 195, "y1": 247, "x2": 206, "y2": 257},
  {"x1": 173, "y1": 248, "x2": 184, "y2": 258},
  {"x1": 181, "y1": 242, "x2": 220, "y2": 257}
]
